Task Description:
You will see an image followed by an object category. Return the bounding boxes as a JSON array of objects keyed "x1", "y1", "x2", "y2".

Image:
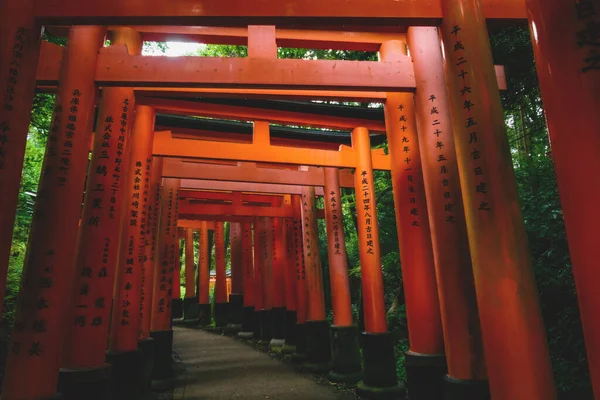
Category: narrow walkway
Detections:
[{"x1": 171, "y1": 326, "x2": 357, "y2": 400}]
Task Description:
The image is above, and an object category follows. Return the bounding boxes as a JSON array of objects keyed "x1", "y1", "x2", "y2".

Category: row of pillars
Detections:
[{"x1": 0, "y1": 0, "x2": 598, "y2": 399}]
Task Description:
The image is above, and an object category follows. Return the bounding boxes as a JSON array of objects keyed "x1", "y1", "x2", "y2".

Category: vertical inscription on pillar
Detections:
[
  {"x1": 139, "y1": 158, "x2": 152, "y2": 319},
  {"x1": 329, "y1": 191, "x2": 342, "y2": 255},
  {"x1": 359, "y1": 172, "x2": 375, "y2": 254},
  {"x1": 428, "y1": 94, "x2": 457, "y2": 223},
  {"x1": 57, "y1": 90, "x2": 81, "y2": 186},
  {"x1": 301, "y1": 194, "x2": 314, "y2": 261},
  {"x1": 398, "y1": 104, "x2": 424, "y2": 227},
  {"x1": 293, "y1": 218, "x2": 305, "y2": 281},
  {"x1": 0, "y1": 27, "x2": 26, "y2": 169},
  {"x1": 157, "y1": 188, "x2": 175, "y2": 314},
  {"x1": 575, "y1": 0, "x2": 599, "y2": 73},
  {"x1": 447, "y1": 25, "x2": 492, "y2": 212}
]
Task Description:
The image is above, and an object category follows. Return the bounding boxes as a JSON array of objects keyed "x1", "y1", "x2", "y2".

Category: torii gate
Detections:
[{"x1": 0, "y1": 1, "x2": 597, "y2": 400}]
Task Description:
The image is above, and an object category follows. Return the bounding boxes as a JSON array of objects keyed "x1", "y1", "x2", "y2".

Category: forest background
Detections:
[{"x1": 1, "y1": 26, "x2": 589, "y2": 398}]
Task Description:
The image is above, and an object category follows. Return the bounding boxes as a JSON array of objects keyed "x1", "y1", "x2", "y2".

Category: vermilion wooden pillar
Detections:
[
  {"x1": 440, "y1": 1, "x2": 555, "y2": 398},
  {"x1": 352, "y1": 127, "x2": 405, "y2": 398},
  {"x1": 213, "y1": 222, "x2": 228, "y2": 327},
  {"x1": 282, "y1": 218, "x2": 298, "y2": 352},
  {"x1": 526, "y1": 0, "x2": 599, "y2": 396},
  {"x1": 150, "y1": 178, "x2": 181, "y2": 381},
  {"x1": 291, "y1": 195, "x2": 308, "y2": 362},
  {"x1": 238, "y1": 222, "x2": 255, "y2": 337},
  {"x1": 228, "y1": 222, "x2": 244, "y2": 327},
  {"x1": 257, "y1": 217, "x2": 275, "y2": 343},
  {"x1": 270, "y1": 217, "x2": 287, "y2": 345},
  {"x1": 252, "y1": 219, "x2": 265, "y2": 339},
  {"x1": 182, "y1": 227, "x2": 200, "y2": 321},
  {"x1": 197, "y1": 221, "x2": 211, "y2": 325},
  {"x1": 323, "y1": 167, "x2": 363, "y2": 383},
  {"x1": 1, "y1": 26, "x2": 106, "y2": 400},
  {"x1": 300, "y1": 186, "x2": 331, "y2": 372},
  {"x1": 107, "y1": 104, "x2": 156, "y2": 399},
  {"x1": 0, "y1": 0, "x2": 41, "y2": 307},
  {"x1": 138, "y1": 156, "x2": 163, "y2": 396},
  {"x1": 171, "y1": 235, "x2": 183, "y2": 319},
  {"x1": 403, "y1": 30, "x2": 489, "y2": 398}
]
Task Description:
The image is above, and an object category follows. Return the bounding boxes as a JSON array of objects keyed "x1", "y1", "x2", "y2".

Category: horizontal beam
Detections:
[
  {"x1": 179, "y1": 202, "x2": 294, "y2": 218},
  {"x1": 94, "y1": 47, "x2": 415, "y2": 91},
  {"x1": 154, "y1": 131, "x2": 391, "y2": 170},
  {"x1": 34, "y1": 0, "x2": 527, "y2": 25},
  {"x1": 141, "y1": 97, "x2": 386, "y2": 132},
  {"x1": 179, "y1": 180, "x2": 325, "y2": 196},
  {"x1": 179, "y1": 220, "x2": 216, "y2": 230},
  {"x1": 179, "y1": 190, "x2": 283, "y2": 205},
  {"x1": 162, "y1": 159, "x2": 357, "y2": 187}
]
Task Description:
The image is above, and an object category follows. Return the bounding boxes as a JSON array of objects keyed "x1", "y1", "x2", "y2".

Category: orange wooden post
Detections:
[
  {"x1": 1, "y1": 26, "x2": 106, "y2": 400},
  {"x1": 197, "y1": 221, "x2": 211, "y2": 325},
  {"x1": 238, "y1": 222, "x2": 256, "y2": 337},
  {"x1": 182, "y1": 227, "x2": 200, "y2": 321},
  {"x1": 213, "y1": 221, "x2": 228, "y2": 327},
  {"x1": 323, "y1": 167, "x2": 363, "y2": 383},
  {"x1": 403, "y1": 30, "x2": 489, "y2": 398},
  {"x1": 300, "y1": 186, "x2": 331, "y2": 371},
  {"x1": 282, "y1": 218, "x2": 298, "y2": 351},
  {"x1": 526, "y1": 0, "x2": 600, "y2": 396},
  {"x1": 228, "y1": 222, "x2": 244, "y2": 327},
  {"x1": 257, "y1": 217, "x2": 275, "y2": 342},
  {"x1": 0, "y1": 0, "x2": 41, "y2": 307},
  {"x1": 252, "y1": 218, "x2": 265, "y2": 338},
  {"x1": 106, "y1": 103, "x2": 157, "y2": 399},
  {"x1": 291, "y1": 195, "x2": 308, "y2": 361},
  {"x1": 150, "y1": 178, "x2": 180, "y2": 380},
  {"x1": 352, "y1": 127, "x2": 404, "y2": 397},
  {"x1": 440, "y1": 1, "x2": 556, "y2": 398},
  {"x1": 270, "y1": 217, "x2": 287, "y2": 344},
  {"x1": 171, "y1": 235, "x2": 183, "y2": 319}
]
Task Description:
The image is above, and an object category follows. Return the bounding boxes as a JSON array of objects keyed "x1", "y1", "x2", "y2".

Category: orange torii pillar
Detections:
[
  {"x1": 291, "y1": 195, "x2": 309, "y2": 362},
  {"x1": 150, "y1": 178, "x2": 181, "y2": 381},
  {"x1": 269, "y1": 217, "x2": 287, "y2": 349},
  {"x1": 228, "y1": 221, "x2": 245, "y2": 328},
  {"x1": 197, "y1": 221, "x2": 211, "y2": 325},
  {"x1": 139, "y1": 156, "x2": 164, "y2": 395},
  {"x1": 257, "y1": 217, "x2": 275, "y2": 343},
  {"x1": 183, "y1": 227, "x2": 200, "y2": 322},
  {"x1": 213, "y1": 222, "x2": 229, "y2": 327},
  {"x1": 0, "y1": 0, "x2": 41, "y2": 307},
  {"x1": 300, "y1": 187, "x2": 332, "y2": 372},
  {"x1": 383, "y1": 36, "x2": 486, "y2": 399},
  {"x1": 171, "y1": 230, "x2": 183, "y2": 319},
  {"x1": 440, "y1": 1, "x2": 555, "y2": 398},
  {"x1": 282, "y1": 218, "x2": 298, "y2": 353},
  {"x1": 1, "y1": 26, "x2": 105, "y2": 400},
  {"x1": 352, "y1": 127, "x2": 405, "y2": 398},
  {"x1": 238, "y1": 222, "x2": 256, "y2": 337},
  {"x1": 323, "y1": 167, "x2": 363, "y2": 384},
  {"x1": 106, "y1": 103, "x2": 157, "y2": 400},
  {"x1": 252, "y1": 219, "x2": 265, "y2": 339},
  {"x1": 527, "y1": 1, "x2": 600, "y2": 396},
  {"x1": 403, "y1": 31, "x2": 489, "y2": 398}
]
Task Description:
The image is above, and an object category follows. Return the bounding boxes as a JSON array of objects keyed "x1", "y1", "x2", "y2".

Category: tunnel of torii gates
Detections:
[{"x1": 0, "y1": 0, "x2": 597, "y2": 400}]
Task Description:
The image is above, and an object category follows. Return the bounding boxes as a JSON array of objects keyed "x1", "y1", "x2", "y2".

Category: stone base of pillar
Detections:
[
  {"x1": 183, "y1": 297, "x2": 200, "y2": 322},
  {"x1": 284, "y1": 310, "x2": 297, "y2": 344},
  {"x1": 404, "y1": 351, "x2": 446, "y2": 400},
  {"x1": 172, "y1": 298, "x2": 183, "y2": 319},
  {"x1": 43, "y1": 395, "x2": 64, "y2": 399},
  {"x1": 138, "y1": 338, "x2": 155, "y2": 396},
  {"x1": 150, "y1": 330, "x2": 173, "y2": 380},
  {"x1": 198, "y1": 303, "x2": 212, "y2": 326},
  {"x1": 105, "y1": 348, "x2": 143, "y2": 400},
  {"x1": 291, "y1": 323, "x2": 307, "y2": 363},
  {"x1": 239, "y1": 306, "x2": 255, "y2": 336},
  {"x1": 328, "y1": 325, "x2": 363, "y2": 384},
  {"x1": 443, "y1": 375, "x2": 490, "y2": 400},
  {"x1": 356, "y1": 332, "x2": 405, "y2": 399},
  {"x1": 259, "y1": 309, "x2": 274, "y2": 344},
  {"x1": 228, "y1": 293, "x2": 244, "y2": 325},
  {"x1": 253, "y1": 310, "x2": 262, "y2": 339},
  {"x1": 213, "y1": 302, "x2": 229, "y2": 327},
  {"x1": 58, "y1": 363, "x2": 112, "y2": 400},
  {"x1": 303, "y1": 320, "x2": 332, "y2": 373},
  {"x1": 271, "y1": 307, "x2": 286, "y2": 340}
]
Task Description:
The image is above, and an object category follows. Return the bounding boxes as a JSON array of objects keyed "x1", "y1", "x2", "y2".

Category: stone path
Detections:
[{"x1": 170, "y1": 326, "x2": 357, "y2": 400}]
